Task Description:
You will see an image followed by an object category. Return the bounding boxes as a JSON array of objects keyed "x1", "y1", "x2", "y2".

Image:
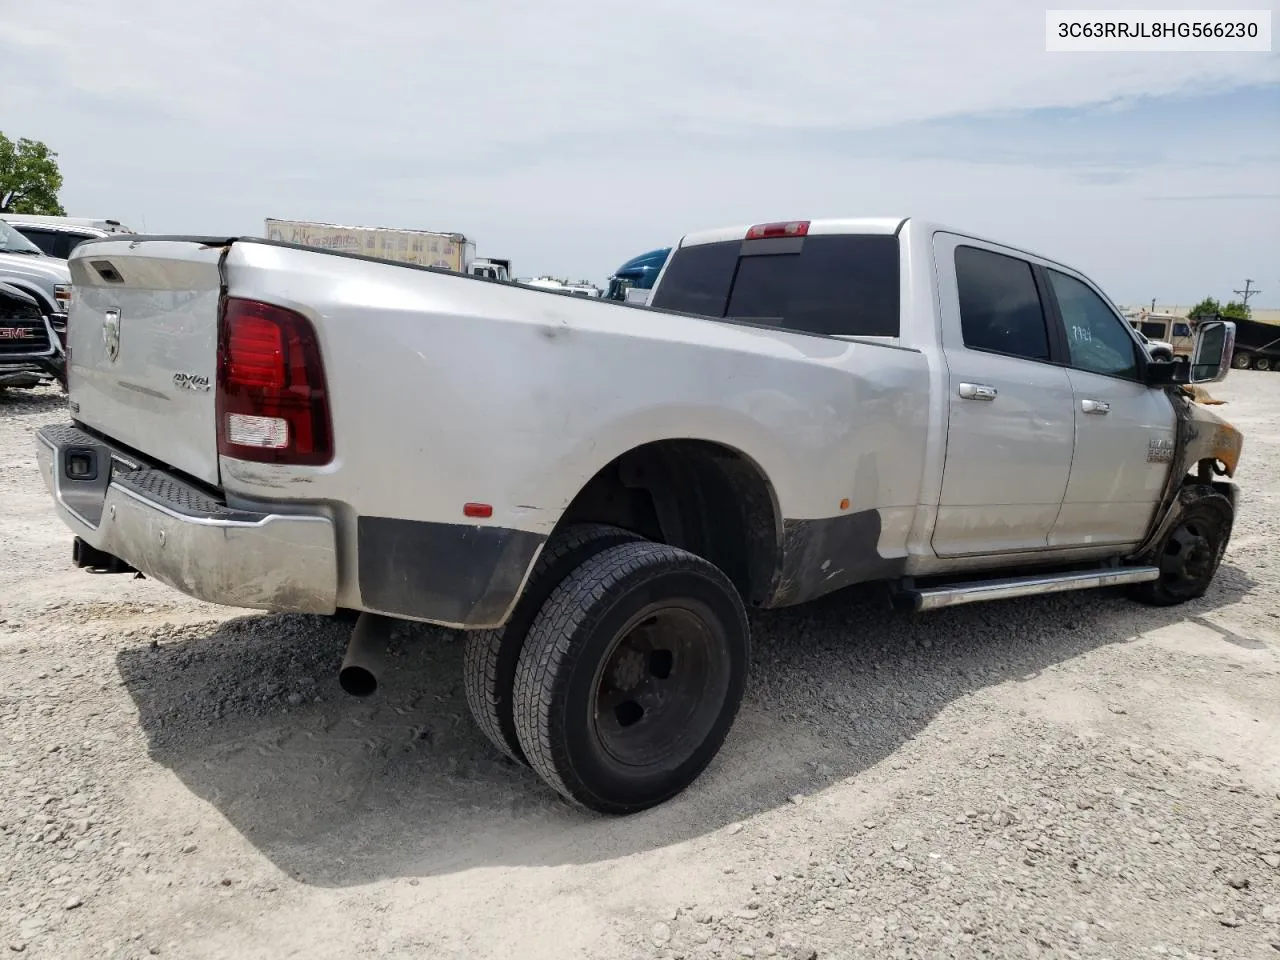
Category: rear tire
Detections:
[
  {"x1": 463, "y1": 523, "x2": 643, "y2": 765},
  {"x1": 1231, "y1": 352, "x2": 1252, "y2": 370},
  {"x1": 1128, "y1": 486, "x2": 1233, "y2": 607},
  {"x1": 512, "y1": 541, "x2": 750, "y2": 814},
  {"x1": 1254, "y1": 356, "x2": 1271, "y2": 372}
]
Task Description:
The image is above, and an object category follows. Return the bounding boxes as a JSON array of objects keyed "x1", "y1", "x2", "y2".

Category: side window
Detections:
[
  {"x1": 648, "y1": 241, "x2": 738, "y2": 317},
  {"x1": 1173, "y1": 322, "x2": 1191, "y2": 338},
  {"x1": 1046, "y1": 270, "x2": 1140, "y2": 380},
  {"x1": 954, "y1": 245, "x2": 1051, "y2": 362},
  {"x1": 16, "y1": 228, "x2": 58, "y2": 257},
  {"x1": 52, "y1": 234, "x2": 79, "y2": 259}
]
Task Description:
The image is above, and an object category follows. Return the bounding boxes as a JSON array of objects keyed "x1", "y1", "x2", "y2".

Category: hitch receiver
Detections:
[{"x1": 72, "y1": 538, "x2": 137, "y2": 574}]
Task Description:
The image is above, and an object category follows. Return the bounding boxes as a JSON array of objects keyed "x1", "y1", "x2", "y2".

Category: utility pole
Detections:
[
  {"x1": 1233, "y1": 279, "x2": 1261, "y2": 310},
  {"x1": 1150, "y1": 298, "x2": 1156, "y2": 312}
]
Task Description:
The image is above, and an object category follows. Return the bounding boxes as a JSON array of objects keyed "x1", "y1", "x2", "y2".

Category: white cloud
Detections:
[
  {"x1": 3, "y1": 0, "x2": 1278, "y2": 299},
  {"x1": 12, "y1": 0, "x2": 1279, "y2": 140}
]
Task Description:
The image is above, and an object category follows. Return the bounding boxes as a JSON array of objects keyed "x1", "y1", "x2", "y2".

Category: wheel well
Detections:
[{"x1": 555, "y1": 440, "x2": 781, "y2": 606}]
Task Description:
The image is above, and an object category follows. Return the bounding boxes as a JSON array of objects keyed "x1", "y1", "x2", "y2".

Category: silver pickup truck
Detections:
[{"x1": 35, "y1": 218, "x2": 1243, "y2": 814}]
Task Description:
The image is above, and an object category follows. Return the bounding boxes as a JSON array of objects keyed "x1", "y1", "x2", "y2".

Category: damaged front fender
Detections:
[
  {"x1": 1178, "y1": 386, "x2": 1243, "y2": 478},
  {"x1": 1129, "y1": 386, "x2": 1244, "y2": 563}
]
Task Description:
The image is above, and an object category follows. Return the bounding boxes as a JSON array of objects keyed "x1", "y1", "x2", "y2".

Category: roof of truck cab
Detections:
[
  {"x1": 671, "y1": 217, "x2": 1102, "y2": 284},
  {"x1": 4, "y1": 220, "x2": 115, "y2": 238},
  {"x1": 676, "y1": 218, "x2": 909, "y2": 247},
  {"x1": 1, "y1": 215, "x2": 132, "y2": 233}
]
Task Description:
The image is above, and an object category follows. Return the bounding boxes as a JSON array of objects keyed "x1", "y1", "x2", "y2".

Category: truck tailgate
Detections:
[{"x1": 65, "y1": 240, "x2": 225, "y2": 486}]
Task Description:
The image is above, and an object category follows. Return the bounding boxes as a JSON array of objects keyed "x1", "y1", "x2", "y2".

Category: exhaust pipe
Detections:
[{"x1": 339, "y1": 613, "x2": 393, "y2": 697}]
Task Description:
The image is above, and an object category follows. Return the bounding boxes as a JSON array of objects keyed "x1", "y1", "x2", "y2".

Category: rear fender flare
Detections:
[{"x1": 519, "y1": 404, "x2": 795, "y2": 534}]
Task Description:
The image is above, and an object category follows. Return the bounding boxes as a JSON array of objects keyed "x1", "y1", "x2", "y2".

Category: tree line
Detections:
[{"x1": 1186, "y1": 298, "x2": 1252, "y2": 322}]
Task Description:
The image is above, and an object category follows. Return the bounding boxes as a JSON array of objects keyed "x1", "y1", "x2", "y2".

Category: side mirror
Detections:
[
  {"x1": 1190, "y1": 319, "x2": 1236, "y2": 383},
  {"x1": 1143, "y1": 357, "x2": 1184, "y2": 386}
]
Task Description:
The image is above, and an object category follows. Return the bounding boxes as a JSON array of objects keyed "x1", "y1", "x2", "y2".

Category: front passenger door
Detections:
[
  {"x1": 931, "y1": 238, "x2": 1077, "y2": 557},
  {"x1": 1045, "y1": 269, "x2": 1177, "y2": 548}
]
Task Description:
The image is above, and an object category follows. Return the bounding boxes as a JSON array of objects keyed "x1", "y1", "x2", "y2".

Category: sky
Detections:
[{"x1": 3, "y1": 0, "x2": 1278, "y2": 305}]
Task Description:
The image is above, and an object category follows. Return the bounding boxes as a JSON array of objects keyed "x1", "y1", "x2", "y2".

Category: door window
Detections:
[
  {"x1": 954, "y1": 245, "x2": 1051, "y2": 362},
  {"x1": 1046, "y1": 270, "x2": 1140, "y2": 380}
]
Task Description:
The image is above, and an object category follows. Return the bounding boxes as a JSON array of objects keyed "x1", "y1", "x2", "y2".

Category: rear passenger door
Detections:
[
  {"x1": 1042, "y1": 269, "x2": 1176, "y2": 548},
  {"x1": 930, "y1": 235, "x2": 1077, "y2": 557}
]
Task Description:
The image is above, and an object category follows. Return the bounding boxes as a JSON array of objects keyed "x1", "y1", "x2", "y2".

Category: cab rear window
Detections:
[{"x1": 649, "y1": 234, "x2": 900, "y2": 338}]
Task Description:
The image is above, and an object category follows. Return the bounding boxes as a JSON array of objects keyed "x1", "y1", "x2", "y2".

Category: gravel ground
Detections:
[{"x1": 1, "y1": 377, "x2": 1278, "y2": 960}]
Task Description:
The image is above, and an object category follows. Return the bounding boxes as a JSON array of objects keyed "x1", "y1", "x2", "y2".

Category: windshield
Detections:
[
  {"x1": 605, "y1": 277, "x2": 635, "y2": 301},
  {"x1": 0, "y1": 220, "x2": 45, "y2": 255}
]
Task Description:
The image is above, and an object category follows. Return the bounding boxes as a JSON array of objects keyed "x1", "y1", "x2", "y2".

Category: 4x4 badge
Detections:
[{"x1": 103, "y1": 308, "x2": 121, "y2": 362}]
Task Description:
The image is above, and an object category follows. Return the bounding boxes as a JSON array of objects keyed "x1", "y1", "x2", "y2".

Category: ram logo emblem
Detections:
[{"x1": 102, "y1": 308, "x2": 121, "y2": 362}]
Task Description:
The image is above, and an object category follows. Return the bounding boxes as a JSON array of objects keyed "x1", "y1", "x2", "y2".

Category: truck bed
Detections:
[{"x1": 55, "y1": 234, "x2": 932, "y2": 626}]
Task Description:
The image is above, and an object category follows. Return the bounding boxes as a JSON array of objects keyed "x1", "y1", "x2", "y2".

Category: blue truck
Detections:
[{"x1": 604, "y1": 246, "x2": 671, "y2": 302}]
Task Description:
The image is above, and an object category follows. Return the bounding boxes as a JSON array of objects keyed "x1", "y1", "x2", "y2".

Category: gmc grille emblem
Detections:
[{"x1": 0, "y1": 327, "x2": 36, "y2": 340}]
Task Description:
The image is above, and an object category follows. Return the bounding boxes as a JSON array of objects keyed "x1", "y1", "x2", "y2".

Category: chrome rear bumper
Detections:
[{"x1": 35, "y1": 423, "x2": 338, "y2": 614}]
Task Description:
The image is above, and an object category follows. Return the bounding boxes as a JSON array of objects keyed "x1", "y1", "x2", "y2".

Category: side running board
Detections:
[{"x1": 894, "y1": 566, "x2": 1161, "y2": 612}]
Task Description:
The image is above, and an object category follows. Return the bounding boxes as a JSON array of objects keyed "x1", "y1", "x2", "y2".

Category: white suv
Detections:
[{"x1": 1, "y1": 216, "x2": 136, "y2": 260}]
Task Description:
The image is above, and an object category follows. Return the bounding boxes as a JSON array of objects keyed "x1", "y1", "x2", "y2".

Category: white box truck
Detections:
[{"x1": 263, "y1": 218, "x2": 510, "y2": 281}]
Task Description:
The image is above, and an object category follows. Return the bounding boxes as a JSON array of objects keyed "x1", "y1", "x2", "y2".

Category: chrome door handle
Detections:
[
  {"x1": 958, "y1": 382, "x2": 998, "y2": 401},
  {"x1": 1081, "y1": 398, "x2": 1110, "y2": 415}
]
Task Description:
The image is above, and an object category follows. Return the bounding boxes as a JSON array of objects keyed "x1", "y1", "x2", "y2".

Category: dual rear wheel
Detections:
[{"x1": 463, "y1": 525, "x2": 750, "y2": 814}]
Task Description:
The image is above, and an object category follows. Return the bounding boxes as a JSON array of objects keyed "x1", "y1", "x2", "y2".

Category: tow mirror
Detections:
[{"x1": 1190, "y1": 319, "x2": 1235, "y2": 384}]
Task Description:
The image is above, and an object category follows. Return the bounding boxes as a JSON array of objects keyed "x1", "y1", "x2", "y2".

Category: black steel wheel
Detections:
[
  {"x1": 1129, "y1": 487, "x2": 1233, "y2": 607},
  {"x1": 463, "y1": 523, "x2": 642, "y2": 765},
  {"x1": 1231, "y1": 352, "x2": 1252, "y2": 370},
  {"x1": 511, "y1": 541, "x2": 749, "y2": 814}
]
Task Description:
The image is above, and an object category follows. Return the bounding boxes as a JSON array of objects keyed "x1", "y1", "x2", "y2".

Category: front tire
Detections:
[
  {"x1": 1232, "y1": 352, "x2": 1252, "y2": 370},
  {"x1": 512, "y1": 541, "x2": 750, "y2": 814},
  {"x1": 1129, "y1": 486, "x2": 1233, "y2": 606},
  {"x1": 463, "y1": 523, "x2": 643, "y2": 765}
]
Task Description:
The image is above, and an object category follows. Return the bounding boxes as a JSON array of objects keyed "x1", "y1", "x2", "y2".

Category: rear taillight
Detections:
[
  {"x1": 745, "y1": 221, "x2": 810, "y2": 240},
  {"x1": 216, "y1": 297, "x2": 333, "y2": 466}
]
